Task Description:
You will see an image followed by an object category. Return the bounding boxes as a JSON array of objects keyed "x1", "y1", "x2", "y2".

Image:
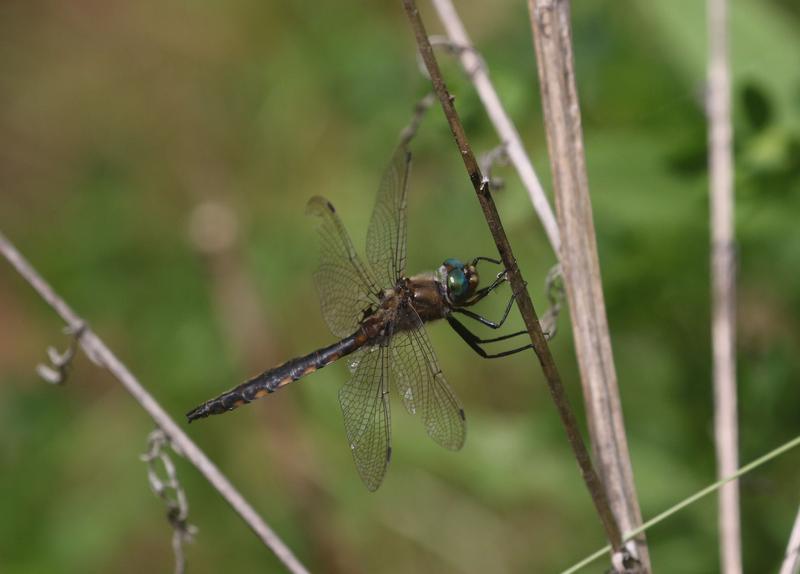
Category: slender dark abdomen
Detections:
[{"x1": 187, "y1": 333, "x2": 363, "y2": 422}]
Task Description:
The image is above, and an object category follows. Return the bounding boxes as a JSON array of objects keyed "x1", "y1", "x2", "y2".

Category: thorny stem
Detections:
[
  {"x1": 400, "y1": 0, "x2": 623, "y2": 553},
  {"x1": 0, "y1": 230, "x2": 310, "y2": 574}
]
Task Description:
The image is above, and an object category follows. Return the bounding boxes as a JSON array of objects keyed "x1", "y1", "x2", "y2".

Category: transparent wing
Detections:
[
  {"x1": 390, "y1": 307, "x2": 466, "y2": 451},
  {"x1": 339, "y1": 344, "x2": 392, "y2": 491},
  {"x1": 366, "y1": 145, "x2": 411, "y2": 288},
  {"x1": 307, "y1": 196, "x2": 380, "y2": 338}
]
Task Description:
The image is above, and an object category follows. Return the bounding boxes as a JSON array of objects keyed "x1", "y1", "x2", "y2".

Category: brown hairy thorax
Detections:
[{"x1": 357, "y1": 273, "x2": 448, "y2": 346}]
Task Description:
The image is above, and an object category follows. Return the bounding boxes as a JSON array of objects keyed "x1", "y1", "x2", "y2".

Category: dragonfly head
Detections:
[{"x1": 440, "y1": 258, "x2": 480, "y2": 306}]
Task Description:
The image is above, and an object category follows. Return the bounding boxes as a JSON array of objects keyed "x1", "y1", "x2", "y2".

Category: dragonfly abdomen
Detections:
[{"x1": 186, "y1": 333, "x2": 364, "y2": 422}]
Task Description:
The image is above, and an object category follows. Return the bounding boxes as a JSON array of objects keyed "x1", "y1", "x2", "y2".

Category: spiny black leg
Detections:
[
  {"x1": 447, "y1": 316, "x2": 533, "y2": 359},
  {"x1": 474, "y1": 329, "x2": 528, "y2": 344},
  {"x1": 469, "y1": 272, "x2": 507, "y2": 303},
  {"x1": 448, "y1": 315, "x2": 527, "y2": 343},
  {"x1": 471, "y1": 256, "x2": 502, "y2": 266},
  {"x1": 456, "y1": 291, "x2": 516, "y2": 329},
  {"x1": 446, "y1": 316, "x2": 491, "y2": 357},
  {"x1": 465, "y1": 271, "x2": 510, "y2": 309}
]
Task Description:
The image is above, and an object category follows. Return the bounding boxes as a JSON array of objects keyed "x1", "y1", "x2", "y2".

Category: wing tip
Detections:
[{"x1": 306, "y1": 195, "x2": 336, "y2": 215}]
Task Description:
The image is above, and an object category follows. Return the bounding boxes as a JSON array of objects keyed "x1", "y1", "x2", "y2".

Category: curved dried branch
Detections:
[{"x1": 0, "y1": 230, "x2": 309, "y2": 574}]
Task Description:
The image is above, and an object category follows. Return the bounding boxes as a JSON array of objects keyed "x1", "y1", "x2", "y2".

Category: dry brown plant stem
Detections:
[
  {"x1": 526, "y1": 0, "x2": 648, "y2": 569},
  {"x1": 707, "y1": 0, "x2": 741, "y2": 572},
  {"x1": 400, "y1": 0, "x2": 623, "y2": 555},
  {"x1": 0, "y1": 230, "x2": 310, "y2": 574}
]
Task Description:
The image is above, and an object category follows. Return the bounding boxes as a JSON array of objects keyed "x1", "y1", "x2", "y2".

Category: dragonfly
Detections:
[{"x1": 186, "y1": 144, "x2": 534, "y2": 491}]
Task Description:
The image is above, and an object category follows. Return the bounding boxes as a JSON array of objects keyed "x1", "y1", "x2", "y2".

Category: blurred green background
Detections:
[{"x1": 1, "y1": 1, "x2": 799, "y2": 572}]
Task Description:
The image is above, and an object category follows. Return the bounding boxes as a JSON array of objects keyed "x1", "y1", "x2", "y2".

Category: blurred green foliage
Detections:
[{"x1": 1, "y1": 1, "x2": 799, "y2": 573}]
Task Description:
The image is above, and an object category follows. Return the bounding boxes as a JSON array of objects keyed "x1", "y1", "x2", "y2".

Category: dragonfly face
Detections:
[
  {"x1": 439, "y1": 258, "x2": 480, "y2": 307},
  {"x1": 187, "y1": 143, "x2": 531, "y2": 492}
]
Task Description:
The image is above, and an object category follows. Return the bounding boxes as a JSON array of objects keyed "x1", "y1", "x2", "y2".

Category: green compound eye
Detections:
[{"x1": 447, "y1": 268, "x2": 469, "y2": 300}]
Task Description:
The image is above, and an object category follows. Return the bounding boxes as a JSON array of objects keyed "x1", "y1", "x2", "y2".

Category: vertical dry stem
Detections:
[
  {"x1": 707, "y1": 0, "x2": 741, "y2": 572},
  {"x1": 526, "y1": 0, "x2": 648, "y2": 569},
  {"x1": 401, "y1": 0, "x2": 623, "y2": 555}
]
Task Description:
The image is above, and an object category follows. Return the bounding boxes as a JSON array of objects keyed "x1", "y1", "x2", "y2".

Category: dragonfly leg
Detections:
[
  {"x1": 446, "y1": 316, "x2": 533, "y2": 359},
  {"x1": 456, "y1": 291, "x2": 516, "y2": 329},
  {"x1": 471, "y1": 255, "x2": 502, "y2": 266},
  {"x1": 465, "y1": 258, "x2": 508, "y2": 305},
  {"x1": 466, "y1": 278, "x2": 504, "y2": 306},
  {"x1": 473, "y1": 328, "x2": 528, "y2": 344}
]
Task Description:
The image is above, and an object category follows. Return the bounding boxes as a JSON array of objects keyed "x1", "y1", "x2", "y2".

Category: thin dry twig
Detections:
[
  {"x1": 429, "y1": 0, "x2": 561, "y2": 254},
  {"x1": 539, "y1": 263, "x2": 565, "y2": 341},
  {"x1": 141, "y1": 429, "x2": 198, "y2": 574},
  {"x1": 0, "y1": 230, "x2": 310, "y2": 574},
  {"x1": 36, "y1": 323, "x2": 87, "y2": 384},
  {"x1": 780, "y1": 506, "x2": 800, "y2": 574},
  {"x1": 400, "y1": 0, "x2": 623, "y2": 555},
  {"x1": 399, "y1": 92, "x2": 437, "y2": 146},
  {"x1": 526, "y1": 0, "x2": 647, "y2": 569},
  {"x1": 707, "y1": 0, "x2": 741, "y2": 571},
  {"x1": 478, "y1": 143, "x2": 510, "y2": 193}
]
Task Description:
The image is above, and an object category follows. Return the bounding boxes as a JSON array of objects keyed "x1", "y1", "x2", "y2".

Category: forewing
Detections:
[
  {"x1": 307, "y1": 196, "x2": 380, "y2": 338},
  {"x1": 366, "y1": 145, "x2": 411, "y2": 288},
  {"x1": 390, "y1": 308, "x2": 466, "y2": 451},
  {"x1": 339, "y1": 344, "x2": 392, "y2": 491}
]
